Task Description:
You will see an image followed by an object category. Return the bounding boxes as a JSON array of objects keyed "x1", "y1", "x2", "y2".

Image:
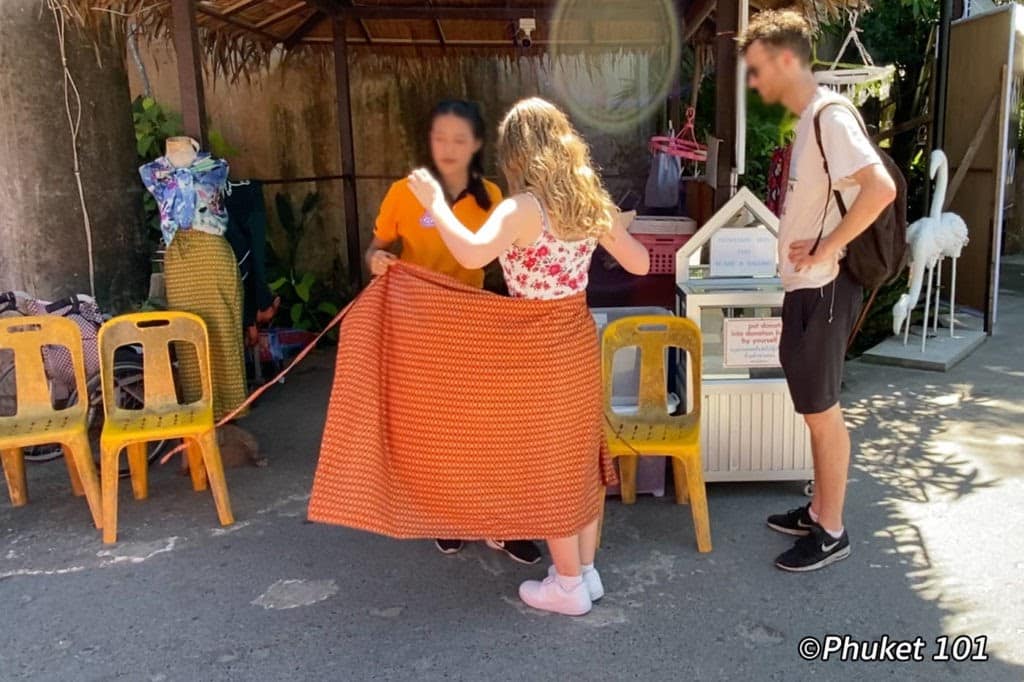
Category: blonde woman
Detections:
[{"x1": 406, "y1": 97, "x2": 650, "y2": 616}]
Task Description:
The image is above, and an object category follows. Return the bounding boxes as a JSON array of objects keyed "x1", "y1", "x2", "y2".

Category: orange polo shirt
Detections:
[{"x1": 374, "y1": 178, "x2": 503, "y2": 288}]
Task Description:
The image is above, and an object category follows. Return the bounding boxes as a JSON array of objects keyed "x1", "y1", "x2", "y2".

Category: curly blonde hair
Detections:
[
  {"x1": 497, "y1": 98, "x2": 614, "y2": 241},
  {"x1": 737, "y1": 9, "x2": 813, "y2": 64}
]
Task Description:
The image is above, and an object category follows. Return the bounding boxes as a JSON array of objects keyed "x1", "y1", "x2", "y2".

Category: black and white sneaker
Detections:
[
  {"x1": 766, "y1": 503, "x2": 819, "y2": 537},
  {"x1": 435, "y1": 539, "x2": 464, "y2": 555},
  {"x1": 775, "y1": 526, "x2": 851, "y2": 572},
  {"x1": 486, "y1": 539, "x2": 542, "y2": 565}
]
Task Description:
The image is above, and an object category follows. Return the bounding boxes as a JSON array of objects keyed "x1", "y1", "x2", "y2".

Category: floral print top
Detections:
[
  {"x1": 139, "y1": 153, "x2": 230, "y2": 246},
  {"x1": 499, "y1": 193, "x2": 598, "y2": 300}
]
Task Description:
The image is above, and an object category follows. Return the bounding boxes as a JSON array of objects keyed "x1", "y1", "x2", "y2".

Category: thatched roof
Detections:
[
  {"x1": 754, "y1": 0, "x2": 870, "y2": 29},
  {"x1": 71, "y1": 0, "x2": 869, "y2": 78}
]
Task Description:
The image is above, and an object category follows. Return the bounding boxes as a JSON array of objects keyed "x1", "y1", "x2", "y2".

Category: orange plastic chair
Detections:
[
  {"x1": 0, "y1": 316, "x2": 102, "y2": 528},
  {"x1": 97, "y1": 312, "x2": 233, "y2": 544},
  {"x1": 603, "y1": 316, "x2": 711, "y2": 553}
]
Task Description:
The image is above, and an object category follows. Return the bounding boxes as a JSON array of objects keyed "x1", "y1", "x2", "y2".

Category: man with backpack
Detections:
[{"x1": 738, "y1": 10, "x2": 899, "y2": 572}]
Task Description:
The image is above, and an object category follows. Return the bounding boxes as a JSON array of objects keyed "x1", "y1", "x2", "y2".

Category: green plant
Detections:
[
  {"x1": 832, "y1": 1, "x2": 938, "y2": 215},
  {"x1": 741, "y1": 91, "x2": 797, "y2": 197},
  {"x1": 133, "y1": 96, "x2": 183, "y2": 161},
  {"x1": 133, "y1": 96, "x2": 183, "y2": 251},
  {"x1": 820, "y1": 1, "x2": 939, "y2": 354},
  {"x1": 267, "y1": 192, "x2": 353, "y2": 339},
  {"x1": 208, "y1": 128, "x2": 239, "y2": 161},
  {"x1": 132, "y1": 96, "x2": 239, "y2": 253},
  {"x1": 849, "y1": 275, "x2": 910, "y2": 357}
]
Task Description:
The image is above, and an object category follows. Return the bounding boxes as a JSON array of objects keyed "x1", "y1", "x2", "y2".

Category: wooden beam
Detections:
[
  {"x1": 870, "y1": 114, "x2": 932, "y2": 144},
  {"x1": 682, "y1": 0, "x2": 715, "y2": 43},
  {"x1": 256, "y1": 2, "x2": 307, "y2": 29},
  {"x1": 365, "y1": 7, "x2": 537, "y2": 21},
  {"x1": 195, "y1": 4, "x2": 283, "y2": 42},
  {"x1": 304, "y1": 36, "x2": 668, "y2": 48},
  {"x1": 284, "y1": 10, "x2": 325, "y2": 48},
  {"x1": 332, "y1": 15, "x2": 362, "y2": 286},
  {"x1": 220, "y1": 0, "x2": 263, "y2": 17},
  {"x1": 944, "y1": 95, "x2": 999, "y2": 210},
  {"x1": 320, "y1": 5, "x2": 540, "y2": 21},
  {"x1": 934, "y1": 0, "x2": 955, "y2": 148},
  {"x1": 434, "y1": 19, "x2": 446, "y2": 47},
  {"x1": 358, "y1": 19, "x2": 373, "y2": 43},
  {"x1": 714, "y1": 0, "x2": 739, "y2": 209},
  {"x1": 171, "y1": 0, "x2": 208, "y2": 146},
  {"x1": 303, "y1": 0, "x2": 341, "y2": 15}
]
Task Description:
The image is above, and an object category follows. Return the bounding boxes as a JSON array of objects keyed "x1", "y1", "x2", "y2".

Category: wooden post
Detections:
[
  {"x1": 333, "y1": 14, "x2": 363, "y2": 286},
  {"x1": 714, "y1": 0, "x2": 739, "y2": 209},
  {"x1": 933, "y1": 0, "x2": 955, "y2": 150},
  {"x1": 170, "y1": 0, "x2": 208, "y2": 147}
]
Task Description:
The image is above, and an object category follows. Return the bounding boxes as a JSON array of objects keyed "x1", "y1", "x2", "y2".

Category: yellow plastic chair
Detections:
[
  {"x1": 98, "y1": 312, "x2": 233, "y2": 544},
  {"x1": 603, "y1": 315, "x2": 711, "y2": 553},
  {"x1": 0, "y1": 316, "x2": 102, "y2": 528}
]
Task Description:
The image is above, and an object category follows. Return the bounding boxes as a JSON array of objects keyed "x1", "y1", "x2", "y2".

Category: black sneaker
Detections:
[
  {"x1": 485, "y1": 539, "x2": 542, "y2": 565},
  {"x1": 766, "y1": 503, "x2": 819, "y2": 537},
  {"x1": 434, "y1": 539, "x2": 464, "y2": 555},
  {"x1": 775, "y1": 526, "x2": 851, "y2": 572}
]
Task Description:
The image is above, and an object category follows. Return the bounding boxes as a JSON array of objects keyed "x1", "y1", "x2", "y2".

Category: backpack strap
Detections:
[{"x1": 810, "y1": 100, "x2": 862, "y2": 254}]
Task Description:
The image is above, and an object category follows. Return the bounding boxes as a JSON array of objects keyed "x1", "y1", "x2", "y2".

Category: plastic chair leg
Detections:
[
  {"x1": 672, "y1": 457, "x2": 690, "y2": 505},
  {"x1": 1, "y1": 448, "x2": 28, "y2": 507},
  {"x1": 683, "y1": 455, "x2": 712, "y2": 553},
  {"x1": 101, "y1": 443, "x2": 121, "y2": 544},
  {"x1": 186, "y1": 439, "x2": 208, "y2": 492},
  {"x1": 64, "y1": 447, "x2": 85, "y2": 497},
  {"x1": 127, "y1": 442, "x2": 149, "y2": 501},
  {"x1": 197, "y1": 430, "x2": 233, "y2": 527},
  {"x1": 66, "y1": 432, "x2": 102, "y2": 529},
  {"x1": 618, "y1": 456, "x2": 638, "y2": 505}
]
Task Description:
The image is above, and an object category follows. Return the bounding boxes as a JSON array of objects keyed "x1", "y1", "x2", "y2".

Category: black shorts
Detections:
[{"x1": 779, "y1": 265, "x2": 863, "y2": 415}]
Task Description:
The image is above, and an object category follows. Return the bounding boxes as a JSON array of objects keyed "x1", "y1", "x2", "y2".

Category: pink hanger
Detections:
[{"x1": 649, "y1": 107, "x2": 707, "y2": 162}]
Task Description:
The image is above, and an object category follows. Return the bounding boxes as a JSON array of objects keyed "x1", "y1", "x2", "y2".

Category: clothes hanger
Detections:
[
  {"x1": 812, "y1": 10, "x2": 896, "y2": 104},
  {"x1": 649, "y1": 107, "x2": 708, "y2": 162}
]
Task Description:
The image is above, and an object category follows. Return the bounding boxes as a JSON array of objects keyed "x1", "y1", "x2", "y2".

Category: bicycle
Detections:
[{"x1": 0, "y1": 291, "x2": 170, "y2": 475}]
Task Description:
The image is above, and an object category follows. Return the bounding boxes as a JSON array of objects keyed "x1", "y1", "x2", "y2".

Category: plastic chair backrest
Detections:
[
  {"x1": 0, "y1": 316, "x2": 87, "y2": 421},
  {"x1": 98, "y1": 312, "x2": 211, "y2": 419},
  {"x1": 602, "y1": 315, "x2": 702, "y2": 425}
]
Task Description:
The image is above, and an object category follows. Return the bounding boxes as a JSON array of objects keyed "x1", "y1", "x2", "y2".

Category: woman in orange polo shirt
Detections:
[{"x1": 365, "y1": 100, "x2": 541, "y2": 565}]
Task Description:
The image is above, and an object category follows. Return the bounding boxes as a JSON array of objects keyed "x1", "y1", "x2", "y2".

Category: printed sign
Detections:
[
  {"x1": 709, "y1": 227, "x2": 777, "y2": 278},
  {"x1": 723, "y1": 317, "x2": 783, "y2": 368}
]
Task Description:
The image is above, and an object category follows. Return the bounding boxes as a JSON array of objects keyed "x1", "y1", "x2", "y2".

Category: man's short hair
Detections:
[{"x1": 737, "y1": 9, "x2": 813, "y2": 64}]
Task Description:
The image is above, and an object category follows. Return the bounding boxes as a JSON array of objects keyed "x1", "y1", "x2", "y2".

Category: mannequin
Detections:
[
  {"x1": 139, "y1": 138, "x2": 253, "y2": 441},
  {"x1": 165, "y1": 136, "x2": 199, "y2": 168}
]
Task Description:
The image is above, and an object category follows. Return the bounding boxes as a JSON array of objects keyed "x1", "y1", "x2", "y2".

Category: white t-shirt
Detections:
[{"x1": 779, "y1": 88, "x2": 882, "y2": 291}]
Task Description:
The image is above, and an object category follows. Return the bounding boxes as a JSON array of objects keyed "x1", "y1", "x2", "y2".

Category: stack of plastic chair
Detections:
[
  {"x1": 602, "y1": 316, "x2": 711, "y2": 552},
  {"x1": 0, "y1": 317, "x2": 102, "y2": 528},
  {"x1": 97, "y1": 312, "x2": 233, "y2": 544}
]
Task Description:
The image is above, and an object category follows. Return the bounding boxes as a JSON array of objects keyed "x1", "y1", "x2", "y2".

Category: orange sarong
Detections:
[{"x1": 308, "y1": 263, "x2": 616, "y2": 539}]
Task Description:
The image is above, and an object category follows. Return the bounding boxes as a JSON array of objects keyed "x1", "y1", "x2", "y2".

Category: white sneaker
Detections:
[
  {"x1": 547, "y1": 564, "x2": 604, "y2": 602},
  {"x1": 519, "y1": 576, "x2": 592, "y2": 616}
]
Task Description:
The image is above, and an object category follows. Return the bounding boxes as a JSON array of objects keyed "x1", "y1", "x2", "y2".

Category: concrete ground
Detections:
[{"x1": 2, "y1": 262, "x2": 1023, "y2": 681}]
